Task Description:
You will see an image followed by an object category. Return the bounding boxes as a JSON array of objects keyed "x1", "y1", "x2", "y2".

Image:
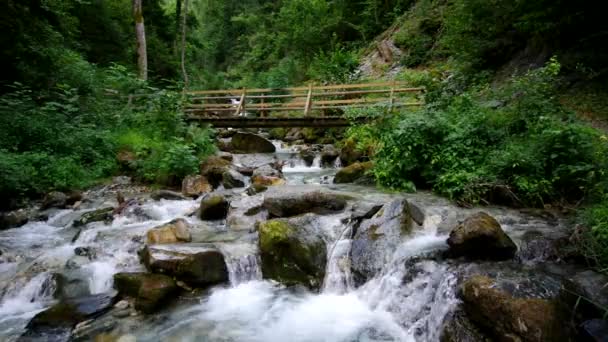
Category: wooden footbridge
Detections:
[{"x1": 185, "y1": 82, "x2": 424, "y2": 128}]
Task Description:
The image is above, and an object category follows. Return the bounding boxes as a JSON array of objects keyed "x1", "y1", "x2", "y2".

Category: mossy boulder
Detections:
[
  {"x1": 461, "y1": 275, "x2": 568, "y2": 342},
  {"x1": 113, "y1": 272, "x2": 178, "y2": 313},
  {"x1": 181, "y1": 175, "x2": 212, "y2": 197},
  {"x1": 199, "y1": 194, "x2": 229, "y2": 220},
  {"x1": 199, "y1": 156, "x2": 232, "y2": 187},
  {"x1": 41, "y1": 191, "x2": 68, "y2": 209},
  {"x1": 446, "y1": 212, "x2": 517, "y2": 260},
  {"x1": 334, "y1": 161, "x2": 373, "y2": 184},
  {"x1": 141, "y1": 245, "x2": 228, "y2": 287},
  {"x1": 339, "y1": 139, "x2": 364, "y2": 166},
  {"x1": 231, "y1": 132, "x2": 276, "y2": 153},
  {"x1": 146, "y1": 218, "x2": 191, "y2": 244},
  {"x1": 73, "y1": 207, "x2": 113, "y2": 227},
  {"x1": 299, "y1": 147, "x2": 316, "y2": 166},
  {"x1": 262, "y1": 189, "x2": 348, "y2": 217},
  {"x1": 320, "y1": 145, "x2": 339, "y2": 166},
  {"x1": 258, "y1": 218, "x2": 327, "y2": 288}
]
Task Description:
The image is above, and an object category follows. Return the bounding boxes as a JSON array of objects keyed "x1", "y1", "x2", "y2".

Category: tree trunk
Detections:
[
  {"x1": 133, "y1": 0, "x2": 148, "y2": 81},
  {"x1": 180, "y1": 0, "x2": 190, "y2": 89},
  {"x1": 174, "y1": 0, "x2": 182, "y2": 55}
]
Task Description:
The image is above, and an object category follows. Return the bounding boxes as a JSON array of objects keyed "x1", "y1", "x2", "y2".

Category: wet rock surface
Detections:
[
  {"x1": 334, "y1": 161, "x2": 373, "y2": 184},
  {"x1": 446, "y1": 212, "x2": 517, "y2": 260},
  {"x1": 146, "y1": 218, "x2": 191, "y2": 244},
  {"x1": 258, "y1": 215, "x2": 327, "y2": 289},
  {"x1": 199, "y1": 194, "x2": 229, "y2": 220},
  {"x1": 262, "y1": 187, "x2": 349, "y2": 217},
  {"x1": 231, "y1": 132, "x2": 276, "y2": 153},
  {"x1": 113, "y1": 273, "x2": 178, "y2": 313},
  {"x1": 141, "y1": 244, "x2": 229, "y2": 287},
  {"x1": 181, "y1": 175, "x2": 213, "y2": 197}
]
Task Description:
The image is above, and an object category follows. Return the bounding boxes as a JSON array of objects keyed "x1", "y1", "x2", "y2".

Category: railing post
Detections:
[
  {"x1": 389, "y1": 81, "x2": 396, "y2": 112},
  {"x1": 235, "y1": 89, "x2": 246, "y2": 116},
  {"x1": 304, "y1": 83, "x2": 313, "y2": 116},
  {"x1": 260, "y1": 94, "x2": 265, "y2": 118}
]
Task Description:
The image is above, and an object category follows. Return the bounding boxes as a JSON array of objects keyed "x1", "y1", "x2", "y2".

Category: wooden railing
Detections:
[{"x1": 184, "y1": 81, "x2": 424, "y2": 117}]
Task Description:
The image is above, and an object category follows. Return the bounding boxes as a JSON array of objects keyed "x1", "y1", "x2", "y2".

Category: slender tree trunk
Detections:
[
  {"x1": 133, "y1": 0, "x2": 148, "y2": 81},
  {"x1": 180, "y1": 0, "x2": 190, "y2": 89},
  {"x1": 174, "y1": 0, "x2": 182, "y2": 55}
]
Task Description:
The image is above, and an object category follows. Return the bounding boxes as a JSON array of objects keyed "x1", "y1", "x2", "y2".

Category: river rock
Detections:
[
  {"x1": 146, "y1": 218, "x2": 191, "y2": 244},
  {"x1": 217, "y1": 151, "x2": 233, "y2": 161},
  {"x1": 440, "y1": 309, "x2": 491, "y2": 342},
  {"x1": 246, "y1": 184, "x2": 268, "y2": 195},
  {"x1": 222, "y1": 169, "x2": 245, "y2": 189},
  {"x1": 299, "y1": 147, "x2": 316, "y2": 166},
  {"x1": 262, "y1": 188, "x2": 348, "y2": 218},
  {"x1": 199, "y1": 194, "x2": 229, "y2": 220},
  {"x1": 73, "y1": 207, "x2": 113, "y2": 227},
  {"x1": 231, "y1": 132, "x2": 276, "y2": 153},
  {"x1": 0, "y1": 209, "x2": 29, "y2": 230},
  {"x1": 339, "y1": 140, "x2": 364, "y2": 166},
  {"x1": 141, "y1": 245, "x2": 228, "y2": 287},
  {"x1": 460, "y1": 275, "x2": 568, "y2": 342},
  {"x1": 320, "y1": 145, "x2": 339, "y2": 166},
  {"x1": 41, "y1": 191, "x2": 69, "y2": 209},
  {"x1": 182, "y1": 175, "x2": 212, "y2": 197},
  {"x1": 113, "y1": 272, "x2": 178, "y2": 313},
  {"x1": 446, "y1": 212, "x2": 517, "y2": 260},
  {"x1": 20, "y1": 292, "x2": 117, "y2": 341},
  {"x1": 258, "y1": 216, "x2": 327, "y2": 288},
  {"x1": 227, "y1": 195, "x2": 268, "y2": 231},
  {"x1": 151, "y1": 190, "x2": 188, "y2": 201},
  {"x1": 251, "y1": 164, "x2": 285, "y2": 187},
  {"x1": 560, "y1": 269, "x2": 608, "y2": 320},
  {"x1": 334, "y1": 161, "x2": 373, "y2": 184},
  {"x1": 200, "y1": 156, "x2": 232, "y2": 187},
  {"x1": 351, "y1": 199, "x2": 418, "y2": 283},
  {"x1": 579, "y1": 319, "x2": 608, "y2": 342}
]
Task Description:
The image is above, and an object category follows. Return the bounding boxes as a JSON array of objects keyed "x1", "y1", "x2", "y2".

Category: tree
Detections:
[
  {"x1": 133, "y1": 0, "x2": 148, "y2": 80},
  {"x1": 180, "y1": 0, "x2": 190, "y2": 88}
]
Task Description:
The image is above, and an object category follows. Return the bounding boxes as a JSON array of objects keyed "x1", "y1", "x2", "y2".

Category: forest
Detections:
[{"x1": 1, "y1": 0, "x2": 607, "y2": 277}]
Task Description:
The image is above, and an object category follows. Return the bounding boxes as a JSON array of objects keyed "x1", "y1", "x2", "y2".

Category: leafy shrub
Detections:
[
  {"x1": 308, "y1": 47, "x2": 359, "y2": 83},
  {"x1": 578, "y1": 200, "x2": 608, "y2": 273}
]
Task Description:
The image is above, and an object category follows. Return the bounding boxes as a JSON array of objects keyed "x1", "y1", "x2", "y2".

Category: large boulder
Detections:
[
  {"x1": 73, "y1": 207, "x2": 113, "y2": 227},
  {"x1": 222, "y1": 169, "x2": 245, "y2": 189},
  {"x1": 181, "y1": 175, "x2": 212, "y2": 197},
  {"x1": 113, "y1": 272, "x2": 178, "y2": 313},
  {"x1": 146, "y1": 218, "x2": 191, "y2": 244},
  {"x1": 262, "y1": 188, "x2": 349, "y2": 218},
  {"x1": 151, "y1": 190, "x2": 188, "y2": 201},
  {"x1": 351, "y1": 199, "x2": 421, "y2": 283},
  {"x1": 299, "y1": 147, "x2": 317, "y2": 166},
  {"x1": 333, "y1": 161, "x2": 373, "y2": 184},
  {"x1": 446, "y1": 212, "x2": 517, "y2": 260},
  {"x1": 41, "y1": 191, "x2": 68, "y2": 209},
  {"x1": 258, "y1": 216, "x2": 327, "y2": 288},
  {"x1": 0, "y1": 209, "x2": 29, "y2": 230},
  {"x1": 461, "y1": 275, "x2": 568, "y2": 342},
  {"x1": 231, "y1": 132, "x2": 276, "y2": 153},
  {"x1": 141, "y1": 245, "x2": 228, "y2": 287},
  {"x1": 20, "y1": 292, "x2": 117, "y2": 341},
  {"x1": 200, "y1": 156, "x2": 232, "y2": 187},
  {"x1": 199, "y1": 194, "x2": 229, "y2": 220},
  {"x1": 560, "y1": 269, "x2": 608, "y2": 321}
]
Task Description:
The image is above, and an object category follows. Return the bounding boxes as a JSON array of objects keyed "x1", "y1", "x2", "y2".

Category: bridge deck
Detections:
[{"x1": 186, "y1": 116, "x2": 365, "y2": 128}]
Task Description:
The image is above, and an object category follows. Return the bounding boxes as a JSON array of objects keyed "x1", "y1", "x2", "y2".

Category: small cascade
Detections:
[
  {"x1": 333, "y1": 157, "x2": 342, "y2": 168},
  {"x1": 225, "y1": 254, "x2": 262, "y2": 286},
  {"x1": 322, "y1": 221, "x2": 355, "y2": 294},
  {"x1": 0, "y1": 272, "x2": 56, "y2": 318}
]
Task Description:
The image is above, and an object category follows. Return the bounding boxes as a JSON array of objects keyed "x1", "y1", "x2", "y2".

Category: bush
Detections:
[
  {"x1": 578, "y1": 200, "x2": 608, "y2": 273},
  {"x1": 367, "y1": 58, "x2": 608, "y2": 207}
]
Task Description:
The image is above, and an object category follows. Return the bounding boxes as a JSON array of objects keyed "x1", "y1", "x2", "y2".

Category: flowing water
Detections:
[{"x1": 0, "y1": 141, "x2": 572, "y2": 342}]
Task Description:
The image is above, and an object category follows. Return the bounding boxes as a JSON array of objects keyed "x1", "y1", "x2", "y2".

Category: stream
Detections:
[{"x1": 0, "y1": 139, "x2": 592, "y2": 341}]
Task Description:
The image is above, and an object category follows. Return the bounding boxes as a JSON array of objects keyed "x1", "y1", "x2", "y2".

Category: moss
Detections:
[
  {"x1": 259, "y1": 220, "x2": 294, "y2": 252},
  {"x1": 334, "y1": 162, "x2": 373, "y2": 184}
]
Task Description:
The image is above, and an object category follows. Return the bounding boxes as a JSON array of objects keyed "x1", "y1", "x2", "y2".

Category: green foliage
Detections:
[
  {"x1": 578, "y1": 199, "x2": 608, "y2": 273},
  {"x1": 308, "y1": 47, "x2": 359, "y2": 84},
  {"x1": 366, "y1": 59, "x2": 608, "y2": 207}
]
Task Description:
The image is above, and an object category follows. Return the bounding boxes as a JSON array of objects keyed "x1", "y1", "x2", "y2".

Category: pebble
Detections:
[{"x1": 114, "y1": 299, "x2": 130, "y2": 310}]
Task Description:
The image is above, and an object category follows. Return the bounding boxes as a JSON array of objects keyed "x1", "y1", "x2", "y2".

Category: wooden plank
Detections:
[
  {"x1": 304, "y1": 84, "x2": 313, "y2": 116},
  {"x1": 185, "y1": 82, "x2": 419, "y2": 95}
]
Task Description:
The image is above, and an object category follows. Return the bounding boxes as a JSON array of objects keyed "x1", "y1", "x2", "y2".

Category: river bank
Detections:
[{"x1": 1, "y1": 132, "x2": 606, "y2": 341}]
